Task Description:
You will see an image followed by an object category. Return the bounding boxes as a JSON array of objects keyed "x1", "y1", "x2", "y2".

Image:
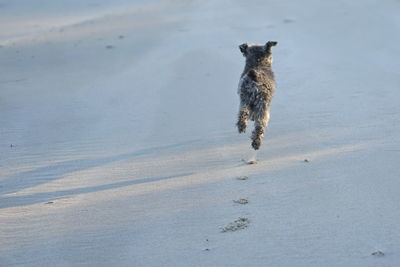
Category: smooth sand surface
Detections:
[{"x1": 1, "y1": 0, "x2": 400, "y2": 266}]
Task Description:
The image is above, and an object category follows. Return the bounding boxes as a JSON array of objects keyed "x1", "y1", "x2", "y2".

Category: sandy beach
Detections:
[{"x1": 1, "y1": 0, "x2": 400, "y2": 266}]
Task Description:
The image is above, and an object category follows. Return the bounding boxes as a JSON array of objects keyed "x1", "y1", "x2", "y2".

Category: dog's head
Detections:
[{"x1": 239, "y1": 41, "x2": 278, "y2": 66}]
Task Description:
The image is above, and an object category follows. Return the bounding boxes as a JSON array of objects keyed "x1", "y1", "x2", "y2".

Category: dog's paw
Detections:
[
  {"x1": 237, "y1": 122, "x2": 247, "y2": 133},
  {"x1": 251, "y1": 139, "x2": 261, "y2": 150}
]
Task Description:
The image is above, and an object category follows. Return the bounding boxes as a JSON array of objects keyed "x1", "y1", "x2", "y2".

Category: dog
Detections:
[{"x1": 236, "y1": 41, "x2": 278, "y2": 150}]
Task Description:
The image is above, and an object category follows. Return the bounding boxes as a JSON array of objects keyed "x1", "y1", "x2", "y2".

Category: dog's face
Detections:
[{"x1": 239, "y1": 41, "x2": 277, "y2": 66}]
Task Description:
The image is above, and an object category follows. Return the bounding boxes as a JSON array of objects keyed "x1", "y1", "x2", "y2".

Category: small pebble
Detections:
[
  {"x1": 241, "y1": 159, "x2": 257, "y2": 164},
  {"x1": 233, "y1": 199, "x2": 249, "y2": 205},
  {"x1": 372, "y1": 250, "x2": 384, "y2": 257},
  {"x1": 283, "y1": 18, "x2": 295, "y2": 23}
]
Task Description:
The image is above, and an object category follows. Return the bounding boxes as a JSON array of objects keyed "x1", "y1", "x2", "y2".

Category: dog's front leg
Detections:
[
  {"x1": 251, "y1": 107, "x2": 270, "y2": 150},
  {"x1": 237, "y1": 103, "x2": 250, "y2": 133}
]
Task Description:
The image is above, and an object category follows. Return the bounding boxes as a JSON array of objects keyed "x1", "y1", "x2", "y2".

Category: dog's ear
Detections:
[
  {"x1": 239, "y1": 43, "x2": 248, "y2": 55},
  {"x1": 265, "y1": 41, "x2": 278, "y2": 53}
]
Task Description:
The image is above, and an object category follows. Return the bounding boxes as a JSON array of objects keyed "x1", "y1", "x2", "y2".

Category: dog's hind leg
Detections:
[
  {"x1": 237, "y1": 105, "x2": 250, "y2": 133},
  {"x1": 251, "y1": 107, "x2": 270, "y2": 150}
]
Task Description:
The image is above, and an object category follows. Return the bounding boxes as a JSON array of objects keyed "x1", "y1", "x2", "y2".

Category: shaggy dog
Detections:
[{"x1": 237, "y1": 41, "x2": 278, "y2": 150}]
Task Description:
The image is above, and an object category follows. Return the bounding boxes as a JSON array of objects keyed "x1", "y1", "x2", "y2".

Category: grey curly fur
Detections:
[{"x1": 237, "y1": 41, "x2": 278, "y2": 150}]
